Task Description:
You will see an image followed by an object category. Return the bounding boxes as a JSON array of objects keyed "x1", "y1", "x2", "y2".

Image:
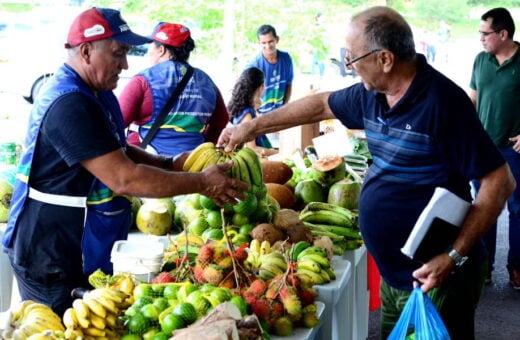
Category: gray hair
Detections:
[{"x1": 353, "y1": 6, "x2": 416, "y2": 62}]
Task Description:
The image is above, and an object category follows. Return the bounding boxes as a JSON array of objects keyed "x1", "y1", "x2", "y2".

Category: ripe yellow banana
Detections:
[
  {"x1": 117, "y1": 276, "x2": 135, "y2": 296},
  {"x1": 83, "y1": 326, "x2": 106, "y2": 337},
  {"x1": 182, "y1": 142, "x2": 215, "y2": 171},
  {"x1": 87, "y1": 291, "x2": 118, "y2": 315},
  {"x1": 105, "y1": 313, "x2": 118, "y2": 328},
  {"x1": 62, "y1": 308, "x2": 79, "y2": 329},
  {"x1": 249, "y1": 239, "x2": 261, "y2": 254},
  {"x1": 64, "y1": 328, "x2": 83, "y2": 340},
  {"x1": 82, "y1": 294, "x2": 107, "y2": 318},
  {"x1": 188, "y1": 148, "x2": 219, "y2": 172},
  {"x1": 297, "y1": 259, "x2": 322, "y2": 273},
  {"x1": 72, "y1": 299, "x2": 89, "y2": 320},
  {"x1": 201, "y1": 149, "x2": 222, "y2": 170},
  {"x1": 260, "y1": 240, "x2": 271, "y2": 255},
  {"x1": 175, "y1": 233, "x2": 204, "y2": 247},
  {"x1": 90, "y1": 287, "x2": 125, "y2": 304},
  {"x1": 88, "y1": 312, "x2": 106, "y2": 330}
]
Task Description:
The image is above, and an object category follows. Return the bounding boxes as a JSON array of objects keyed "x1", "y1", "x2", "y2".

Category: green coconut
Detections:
[
  {"x1": 294, "y1": 179, "x2": 327, "y2": 209},
  {"x1": 136, "y1": 200, "x2": 173, "y2": 236},
  {"x1": 327, "y1": 178, "x2": 362, "y2": 210},
  {"x1": 310, "y1": 155, "x2": 346, "y2": 187}
]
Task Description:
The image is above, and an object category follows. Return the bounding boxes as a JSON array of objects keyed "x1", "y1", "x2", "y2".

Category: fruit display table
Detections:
[
  {"x1": 343, "y1": 245, "x2": 369, "y2": 340},
  {"x1": 314, "y1": 256, "x2": 352, "y2": 340},
  {"x1": 271, "y1": 301, "x2": 325, "y2": 340}
]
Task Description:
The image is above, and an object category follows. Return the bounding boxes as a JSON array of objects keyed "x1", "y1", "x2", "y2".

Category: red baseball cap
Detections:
[
  {"x1": 151, "y1": 22, "x2": 191, "y2": 48},
  {"x1": 65, "y1": 7, "x2": 151, "y2": 48}
]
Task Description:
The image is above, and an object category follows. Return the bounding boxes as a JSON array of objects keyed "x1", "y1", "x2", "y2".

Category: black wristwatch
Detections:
[{"x1": 447, "y1": 247, "x2": 468, "y2": 267}]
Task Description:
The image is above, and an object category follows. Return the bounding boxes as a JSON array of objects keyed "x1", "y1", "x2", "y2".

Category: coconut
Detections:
[
  {"x1": 294, "y1": 179, "x2": 327, "y2": 209},
  {"x1": 327, "y1": 179, "x2": 362, "y2": 210},
  {"x1": 310, "y1": 155, "x2": 346, "y2": 187},
  {"x1": 136, "y1": 200, "x2": 173, "y2": 235}
]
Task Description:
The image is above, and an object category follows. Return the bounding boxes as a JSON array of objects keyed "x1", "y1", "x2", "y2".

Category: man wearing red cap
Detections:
[
  {"x1": 119, "y1": 22, "x2": 229, "y2": 156},
  {"x1": 2, "y1": 8, "x2": 247, "y2": 316}
]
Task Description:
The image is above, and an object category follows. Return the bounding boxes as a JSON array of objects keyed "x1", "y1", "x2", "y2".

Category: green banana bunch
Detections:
[
  {"x1": 299, "y1": 201, "x2": 364, "y2": 254},
  {"x1": 258, "y1": 251, "x2": 288, "y2": 281},
  {"x1": 295, "y1": 245, "x2": 336, "y2": 285}
]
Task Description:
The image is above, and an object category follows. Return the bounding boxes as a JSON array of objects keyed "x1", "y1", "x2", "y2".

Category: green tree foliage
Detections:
[{"x1": 414, "y1": 0, "x2": 469, "y2": 25}]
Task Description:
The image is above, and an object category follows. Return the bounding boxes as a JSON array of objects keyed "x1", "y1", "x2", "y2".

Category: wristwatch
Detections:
[{"x1": 447, "y1": 247, "x2": 468, "y2": 267}]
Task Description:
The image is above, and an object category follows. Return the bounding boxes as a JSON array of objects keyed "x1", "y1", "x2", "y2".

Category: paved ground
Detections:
[{"x1": 367, "y1": 209, "x2": 520, "y2": 339}]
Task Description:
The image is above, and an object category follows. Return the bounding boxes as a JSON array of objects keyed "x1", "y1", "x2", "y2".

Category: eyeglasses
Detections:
[
  {"x1": 479, "y1": 29, "x2": 502, "y2": 37},
  {"x1": 344, "y1": 49, "x2": 381, "y2": 69}
]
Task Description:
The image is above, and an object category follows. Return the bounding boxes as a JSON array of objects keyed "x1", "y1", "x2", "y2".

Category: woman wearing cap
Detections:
[{"x1": 119, "y1": 22, "x2": 229, "y2": 156}]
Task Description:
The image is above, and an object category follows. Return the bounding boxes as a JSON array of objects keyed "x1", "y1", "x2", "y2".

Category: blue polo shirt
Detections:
[{"x1": 328, "y1": 54, "x2": 505, "y2": 289}]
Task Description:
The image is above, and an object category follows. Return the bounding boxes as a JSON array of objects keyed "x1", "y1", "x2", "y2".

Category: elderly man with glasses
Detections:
[
  {"x1": 469, "y1": 7, "x2": 520, "y2": 291},
  {"x1": 218, "y1": 6, "x2": 515, "y2": 339}
]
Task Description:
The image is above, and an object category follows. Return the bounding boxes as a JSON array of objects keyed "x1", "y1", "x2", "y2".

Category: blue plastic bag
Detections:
[{"x1": 388, "y1": 286, "x2": 451, "y2": 340}]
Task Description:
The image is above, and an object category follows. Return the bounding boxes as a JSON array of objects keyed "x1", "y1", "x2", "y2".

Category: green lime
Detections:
[
  {"x1": 163, "y1": 284, "x2": 180, "y2": 300},
  {"x1": 153, "y1": 297, "x2": 170, "y2": 312},
  {"x1": 232, "y1": 192, "x2": 258, "y2": 216},
  {"x1": 186, "y1": 193, "x2": 202, "y2": 209},
  {"x1": 151, "y1": 284, "x2": 165, "y2": 296},
  {"x1": 188, "y1": 216, "x2": 209, "y2": 236},
  {"x1": 231, "y1": 213, "x2": 250, "y2": 227},
  {"x1": 152, "y1": 332, "x2": 170, "y2": 340},
  {"x1": 140, "y1": 303, "x2": 160, "y2": 321},
  {"x1": 238, "y1": 223, "x2": 255, "y2": 235},
  {"x1": 121, "y1": 334, "x2": 142, "y2": 340},
  {"x1": 128, "y1": 313, "x2": 149, "y2": 335},
  {"x1": 232, "y1": 233, "x2": 250, "y2": 246},
  {"x1": 142, "y1": 327, "x2": 160, "y2": 340},
  {"x1": 229, "y1": 296, "x2": 248, "y2": 316},
  {"x1": 205, "y1": 209, "x2": 223, "y2": 228},
  {"x1": 134, "y1": 284, "x2": 154, "y2": 299},
  {"x1": 199, "y1": 195, "x2": 219, "y2": 210},
  {"x1": 133, "y1": 296, "x2": 154, "y2": 309},
  {"x1": 173, "y1": 302, "x2": 198, "y2": 325},
  {"x1": 202, "y1": 228, "x2": 224, "y2": 240},
  {"x1": 160, "y1": 313, "x2": 185, "y2": 334},
  {"x1": 177, "y1": 283, "x2": 198, "y2": 302}
]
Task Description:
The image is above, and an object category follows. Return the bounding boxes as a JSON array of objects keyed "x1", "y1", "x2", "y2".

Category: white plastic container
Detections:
[{"x1": 110, "y1": 239, "x2": 164, "y2": 283}]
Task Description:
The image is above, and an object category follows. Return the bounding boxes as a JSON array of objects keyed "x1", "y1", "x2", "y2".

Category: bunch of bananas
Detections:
[
  {"x1": 62, "y1": 288, "x2": 131, "y2": 339},
  {"x1": 294, "y1": 245, "x2": 336, "y2": 285},
  {"x1": 2, "y1": 300, "x2": 65, "y2": 339},
  {"x1": 258, "y1": 251, "x2": 288, "y2": 281},
  {"x1": 183, "y1": 143, "x2": 267, "y2": 199},
  {"x1": 299, "y1": 202, "x2": 364, "y2": 253},
  {"x1": 244, "y1": 239, "x2": 272, "y2": 270},
  {"x1": 88, "y1": 269, "x2": 136, "y2": 297}
]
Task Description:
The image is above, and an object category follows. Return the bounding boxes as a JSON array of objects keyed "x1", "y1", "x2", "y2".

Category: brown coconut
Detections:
[
  {"x1": 261, "y1": 160, "x2": 293, "y2": 184},
  {"x1": 250, "y1": 223, "x2": 285, "y2": 245},
  {"x1": 265, "y1": 183, "x2": 296, "y2": 209}
]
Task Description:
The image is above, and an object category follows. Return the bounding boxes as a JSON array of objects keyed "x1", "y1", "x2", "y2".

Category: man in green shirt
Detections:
[{"x1": 469, "y1": 7, "x2": 520, "y2": 289}]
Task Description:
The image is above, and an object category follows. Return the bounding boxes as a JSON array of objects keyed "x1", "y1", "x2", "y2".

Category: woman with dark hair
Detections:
[
  {"x1": 119, "y1": 22, "x2": 229, "y2": 156},
  {"x1": 228, "y1": 67, "x2": 278, "y2": 156}
]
